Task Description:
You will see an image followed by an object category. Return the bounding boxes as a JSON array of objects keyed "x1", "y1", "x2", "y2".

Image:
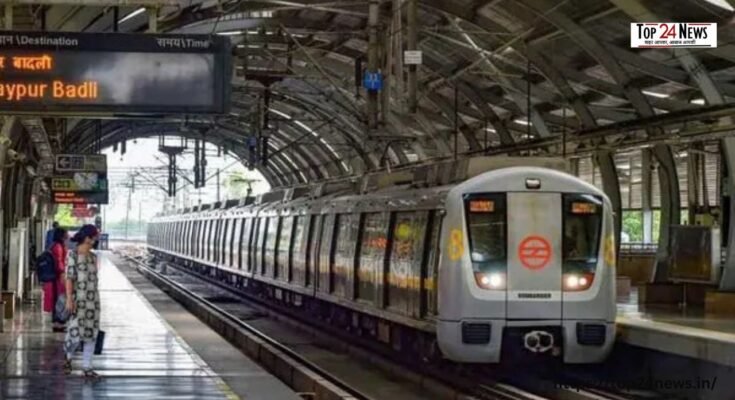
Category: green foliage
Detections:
[
  {"x1": 622, "y1": 211, "x2": 643, "y2": 242},
  {"x1": 224, "y1": 171, "x2": 251, "y2": 199},
  {"x1": 54, "y1": 205, "x2": 78, "y2": 228},
  {"x1": 621, "y1": 210, "x2": 663, "y2": 243}
]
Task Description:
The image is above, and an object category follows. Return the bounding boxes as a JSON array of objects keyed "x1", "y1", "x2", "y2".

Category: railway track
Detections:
[
  {"x1": 116, "y1": 247, "x2": 653, "y2": 400},
  {"x1": 117, "y1": 250, "x2": 374, "y2": 400}
]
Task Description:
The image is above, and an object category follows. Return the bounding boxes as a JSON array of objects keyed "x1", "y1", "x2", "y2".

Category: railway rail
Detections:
[{"x1": 115, "y1": 246, "x2": 652, "y2": 400}]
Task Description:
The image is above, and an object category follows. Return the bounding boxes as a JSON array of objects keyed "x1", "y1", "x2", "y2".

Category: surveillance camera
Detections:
[{"x1": 6, "y1": 149, "x2": 22, "y2": 162}]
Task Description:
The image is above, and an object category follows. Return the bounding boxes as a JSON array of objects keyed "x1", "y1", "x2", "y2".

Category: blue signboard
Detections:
[{"x1": 363, "y1": 72, "x2": 383, "y2": 91}]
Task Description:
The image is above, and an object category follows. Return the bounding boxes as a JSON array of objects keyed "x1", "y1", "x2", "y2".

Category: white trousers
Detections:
[{"x1": 67, "y1": 340, "x2": 94, "y2": 370}]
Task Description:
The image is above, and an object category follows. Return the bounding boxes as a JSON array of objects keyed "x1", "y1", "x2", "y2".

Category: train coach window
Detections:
[
  {"x1": 198, "y1": 220, "x2": 205, "y2": 259},
  {"x1": 318, "y1": 215, "x2": 336, "y2": 293},
  {"x1": 199, "y1": 220, "x2": 208, "y2": 259},
  {"x1": 291, "y1": 216, "x2": 308, "y2": 285},
  {"x1": 230, "y1": 219, "x2": 240, "y2": 268},
  {"x1": 423, "y1": 211, "x2": 442, "y2": 317},
  {"x1": 222, "y1": 219, "x2": 232, "y2": 266},
  {"x1": 562, "y1": 195, "x2": 603, "y2": 272},
  {"x1": 185, "y1": 221, "x2": 192, "y2": 256},
  {"x1": 242, "y1": 218, "x2": 252, "y2": 271},
  {"x1": 387, "y1": 211, "x2": 429, "y2": 316},
  {"x1": 264, "y1": 217, "x2": 280, "y2": 277},
  {"x1": 333, "y1": 214, "x2": 359, "y2": 298},
  {"x1": 464, "y1": 195, "x2": 507, "y2": 271},
  {"x1": 249, "y1": 218, "x2": 261, "y2": 272},
  {"x1": 279, "y1": 217, "x2": 295, "y2": 281},
  {"x1": 357, "y1": 212, "x2": 389, "y2": 303}
]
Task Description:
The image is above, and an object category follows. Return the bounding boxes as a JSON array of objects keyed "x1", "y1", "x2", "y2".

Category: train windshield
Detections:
[
  {"x1": 562, "y1": 194, "x2": 603, "y2": 273},
  {"x1": 464, "y1": 194, "x2": 506, "y2": 272}
]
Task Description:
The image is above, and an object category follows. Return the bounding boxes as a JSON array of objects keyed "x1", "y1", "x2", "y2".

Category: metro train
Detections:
[{"x1": 147, "y1": 158, "x2": 616, "y2": 364}]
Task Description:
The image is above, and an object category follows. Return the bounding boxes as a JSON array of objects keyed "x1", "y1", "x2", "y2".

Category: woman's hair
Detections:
[
  {"x1": 71, "y1": 224, "x2": 99, "y2": 244},
  {"x1": 52, "y1": 228, "x2": 67, "y2": 244}
]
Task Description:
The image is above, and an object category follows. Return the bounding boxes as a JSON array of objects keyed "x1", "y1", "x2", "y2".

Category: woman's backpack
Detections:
[{"x1": 36, "y1": 251, "x2": 57, "y2": 283}]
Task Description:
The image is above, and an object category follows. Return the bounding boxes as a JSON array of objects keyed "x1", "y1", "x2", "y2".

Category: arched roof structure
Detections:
[{"x1": 29, "y1": 0, "x2": 735, "y2": 188}]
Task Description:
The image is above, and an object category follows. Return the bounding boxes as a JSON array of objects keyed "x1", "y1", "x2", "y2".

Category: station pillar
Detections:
[
  {"x1": 594, "y1": 150, "x2": 621, "y2": 262},
  {"x1": 651, "y1": 144, "x2": 680, "y2": 283},
  {"x1": 719, "y1": 138, "x2": 735, "y2": 291},
  {"x1": 641, "y1": 149, "x2": 653, "y2": 244}
]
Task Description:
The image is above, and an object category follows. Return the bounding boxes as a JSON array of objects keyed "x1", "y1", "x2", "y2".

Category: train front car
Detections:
[{"x1": 436, "y1": 166, "x2": 616, "y2": 364}]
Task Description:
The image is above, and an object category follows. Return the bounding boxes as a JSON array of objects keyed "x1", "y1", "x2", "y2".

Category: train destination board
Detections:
[{"x1": 0, "y1": 31, "x2": 231, "y2": 115}]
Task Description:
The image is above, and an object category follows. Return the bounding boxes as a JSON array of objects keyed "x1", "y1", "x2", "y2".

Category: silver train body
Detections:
[{"x1": 148, "y1": 162, "x2": 616, "y2": 364}]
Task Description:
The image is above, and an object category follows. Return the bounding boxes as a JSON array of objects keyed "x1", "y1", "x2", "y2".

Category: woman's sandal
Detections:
[
  {"x1": 63, "y1": 358, "x2": 72, "y2": 375},
  {"x1": 83, "y1": 369, "x2": 101, "y2": 380}
]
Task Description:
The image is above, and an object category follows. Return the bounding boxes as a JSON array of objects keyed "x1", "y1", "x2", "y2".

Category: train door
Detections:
[{"x1": 506, "y1": 192, "x2": 562, "y2": 320}]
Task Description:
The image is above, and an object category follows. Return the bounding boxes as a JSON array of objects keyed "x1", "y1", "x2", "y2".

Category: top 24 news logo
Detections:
[{"x1": 630, "y1": 23, "x2": 717, "y2": 48}]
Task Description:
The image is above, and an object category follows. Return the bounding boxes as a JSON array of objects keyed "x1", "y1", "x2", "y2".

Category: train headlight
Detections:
[
  {"x1": 563, "y1": 273, "x2": 594, "y2": 291},
  {"x1": 475, "y1": 272, "x2": 505, "y2": 290}
]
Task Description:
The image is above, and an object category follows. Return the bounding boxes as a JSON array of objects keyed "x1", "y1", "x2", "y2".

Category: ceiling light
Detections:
[
  {"x1": 485, "y1": 128, "x2": 496, "y2": 133},
  {"x1": 690, "y1": 98, "x2": 706, "y2": 105},
  {"x1": 119, "y1": 7, "x2": 145, "y2": 24},
  {"x1": 514, "y1": 118, "x2": 532, "y2": 126},
  {"x1": 642, "y1": 90, "x2": 669, "y2": 98},
  {"x1": 217, "y1": 30, "x2": 243, "y2": 36}
]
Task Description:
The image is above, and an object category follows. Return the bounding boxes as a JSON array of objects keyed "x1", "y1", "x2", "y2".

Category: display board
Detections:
[
  {"x1": 51, "y1": 154, "x2": 108, "y2": 204},
  {"x1": 669, "y1": 225, "x2": 721, "y2": 284},
  {"x1": 0, "y1": 31, "x2": 231, "y2": 115}
]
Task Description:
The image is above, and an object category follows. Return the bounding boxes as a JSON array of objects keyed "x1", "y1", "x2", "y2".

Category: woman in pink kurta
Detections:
[{"x1": 42, "y1": 228, "x2": 68, "y2": 332}]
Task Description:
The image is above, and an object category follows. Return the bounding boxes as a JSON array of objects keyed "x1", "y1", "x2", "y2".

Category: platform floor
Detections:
[
  {"x1": 0, "y1": 252, "x2": 299, "y2": 399},
  {"x1": 616, "y1": 288, "x2": 735, "y2": 367},
  {"x1": 617, "y1": 288, "x2": 735, "y2": 334}
]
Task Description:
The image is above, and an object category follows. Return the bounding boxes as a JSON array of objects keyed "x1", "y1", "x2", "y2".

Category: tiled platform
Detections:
[
  {"x1": 617, "y1": 289, "x2": 735, "y2": 367},
  {"x1": 0, "y1": 252, "x2": 299, "y2": 399}
]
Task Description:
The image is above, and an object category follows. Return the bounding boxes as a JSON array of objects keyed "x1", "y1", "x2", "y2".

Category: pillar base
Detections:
[
  {"x1": 617, "y1": 255, "x2": 656, "y2": 285},
  {"x1": 705, "y1": 291, "x2": 735, "y2": 316},
  {"x1": 616, "y1": 276, "x2": 631, "y2": 301},
  {"x1": 639, "y1": 282, "x2": 711, "y2": 306}
]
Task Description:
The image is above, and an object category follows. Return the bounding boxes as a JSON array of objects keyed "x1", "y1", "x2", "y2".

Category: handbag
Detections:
[
  {"x1": 94, "y1": 330, "x2": 105, "y2": 355},
  {"x1": 54, "y1": 293, "x2": 70, "y2": 323}
]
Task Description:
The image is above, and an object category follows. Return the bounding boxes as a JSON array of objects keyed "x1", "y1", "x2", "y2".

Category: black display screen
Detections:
[{"x1": 0, "y1": 31, "x2": 231, "y2": 115}]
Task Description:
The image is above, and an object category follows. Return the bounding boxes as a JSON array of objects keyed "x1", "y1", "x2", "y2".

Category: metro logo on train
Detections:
[
  {"x1": 518, "y1": 235, "x2": 551, "y2": 271},
  {"x1": 631, "y1": 23, "x2": 717, "y2": 48}
]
